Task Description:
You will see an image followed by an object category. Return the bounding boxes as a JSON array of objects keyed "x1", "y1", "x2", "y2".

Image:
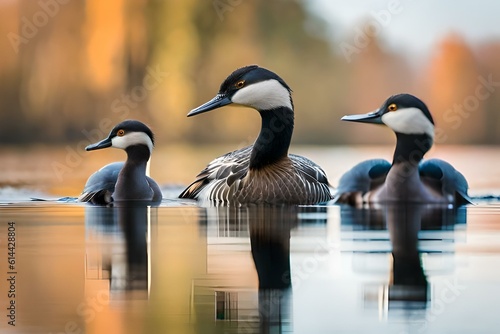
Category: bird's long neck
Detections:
[
  {"x1": 250, "y1": 107, "x2": 294, "y2": 169},
  {"x1": 385, "y1": 133, "x2": 433, "y2": 199},
  {"x1": 124, "y1": 145, "x2": 150, "y2": 172},
  {"x1": 114, "y1": 145, "x2": 151, "y2": 200},
  {"x1": 392, "y1": 133, "x2": 433, "y2": 166}
]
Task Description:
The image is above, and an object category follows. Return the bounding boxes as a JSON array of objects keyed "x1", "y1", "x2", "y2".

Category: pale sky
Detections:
[{"x1": 307, "y1": 0, "x2": 500, "y2": 56}]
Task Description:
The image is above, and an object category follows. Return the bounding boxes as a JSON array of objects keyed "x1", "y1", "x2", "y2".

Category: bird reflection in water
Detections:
[
  {"x1": 386, "y1": 204, "x2": 430, "y2": 305},
  {"x1": 84, "y1": 202, "x2": 154, "y2": 295},
  {"x1": 341, "y1": 203, "x2": 466, "y2": 313},
  {"x1": 249, "y1": 205, "x2": 297, "y2": 333},
  {"x1": 200, "y1": 204, "x2": 324, "y2": 333}
]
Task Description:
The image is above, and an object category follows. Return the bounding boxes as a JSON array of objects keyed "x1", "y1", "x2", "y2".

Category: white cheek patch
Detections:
[
  {"x1": 231, "y1": 79, "x2": 293, "y2": 110},
  {"x1": 111, "y1": 132, "x2": 153, "y2": 153},
  {"x1": 381, "y1": 107, "x2": 434, "y2": 138}
]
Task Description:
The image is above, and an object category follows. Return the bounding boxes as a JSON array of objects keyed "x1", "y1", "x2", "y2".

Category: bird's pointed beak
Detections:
[
  {"x1": 86, "y1": 137, "x2": 112, "y2": 151},
  {"x1": 187, "y1": 94, "x2": 232, "y2": 117},
  {"x1": 341, "y1": 109, "x2": 384, "y2": 124}
]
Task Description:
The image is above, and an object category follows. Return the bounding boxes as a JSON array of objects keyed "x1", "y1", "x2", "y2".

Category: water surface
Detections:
[{"x1": 1, "y1": 145, "x2": 499, "y2": 333}]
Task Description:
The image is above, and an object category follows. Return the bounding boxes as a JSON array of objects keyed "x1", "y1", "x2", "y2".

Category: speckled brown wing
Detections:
[
  {"x1": 289, "y1": 154, "x2": 333, "y2": 204},
  {"x1": 180, "y1": 147, "x2": 333, "y2": 205},
  {"x1": 178, "y1": 146, "x2": 251, "y2": 202},
  {"x1": 234, "y1": 158, "x2": 332, "y2": 205}
]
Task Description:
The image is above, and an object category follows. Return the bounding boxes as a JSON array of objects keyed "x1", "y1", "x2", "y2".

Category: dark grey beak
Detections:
[
  {"x1": 187, "y1": 94, "x2": 232, "y2": 117},
  {"x1": 86, "y1": 137, "x2": 112, "y2": 151},
  {"x1": 341, "y1": 109, "x2": 383, "y2": 124}
]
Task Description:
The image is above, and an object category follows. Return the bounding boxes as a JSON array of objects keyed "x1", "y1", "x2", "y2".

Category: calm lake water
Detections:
[{"x1": 0, "y1": 145, "x2": 499, "y2": 333}]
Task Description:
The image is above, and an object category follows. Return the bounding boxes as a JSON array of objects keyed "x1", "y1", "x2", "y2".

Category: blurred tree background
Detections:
[{"x1": 0, "y1": 0, "x2": 499, "y2": 146}]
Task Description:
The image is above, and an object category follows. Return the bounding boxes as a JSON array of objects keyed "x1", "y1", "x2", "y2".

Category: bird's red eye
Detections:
[{"x1": 117, "y1": 129, "x2": 125, "y2": 136}]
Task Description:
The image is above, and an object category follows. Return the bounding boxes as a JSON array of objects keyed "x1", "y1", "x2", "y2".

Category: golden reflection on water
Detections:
[
  {"x1": 0, "y1": 205, "x2": 85, "y2": 333},
  {"x1": 1, "y1": 144, "x2": 500, "y2": 332},
  {"x1": 1, "y1": 200, "x2": 500, "y2": 333}
]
